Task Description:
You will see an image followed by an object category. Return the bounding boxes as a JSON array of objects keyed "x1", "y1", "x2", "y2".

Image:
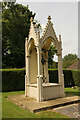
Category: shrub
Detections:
[
  {"x1": 48, "y1": 69, "x2": 79, "y2": 87},
  {"x1": 63, "y1": 70, "x2": 75, "y2": 87},
  {"x1": 48, "y1": 69, "x2": 58, "y2": 83},
  {"x1": 1, "y1": 69, "x2": 79, "y2": 92},
  {"x1": 2, "y1": 69, "x2": 25, "y2": 92},
  {"x1": 71, "y1": 70, "x2": 80, "y2": 87}
]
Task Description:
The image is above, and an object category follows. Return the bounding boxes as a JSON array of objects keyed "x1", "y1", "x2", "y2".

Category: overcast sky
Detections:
[{"x1": 16, "y1": 1, "x2": 78, "y2": 61}]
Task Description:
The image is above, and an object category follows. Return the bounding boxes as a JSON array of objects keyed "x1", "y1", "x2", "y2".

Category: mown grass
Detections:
[
  {"x1": 1, "y1": 90, "x2": 71, "y2": 119},
  {"x1": 1, "y1": 87, "x2": 80, "y2": 119},
  {"x1": 65, "y1": 86, "x2": 80, "y2": 96}
]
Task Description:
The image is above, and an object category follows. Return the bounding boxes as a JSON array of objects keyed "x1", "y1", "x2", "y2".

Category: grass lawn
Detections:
[
  {"x1": 65, "y1": 86, "x2": 80, "y2": 96},
  {"x1": 1, "y1": 87, "x2": 80, "y2": 119}
]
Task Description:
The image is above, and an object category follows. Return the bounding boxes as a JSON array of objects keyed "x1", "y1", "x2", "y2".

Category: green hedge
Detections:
[
  {"x1": 2, "y1": 69, "x2": 25, "y2": 92},
  {"x1": 1, "y1": 69, "x2": 80, "y2": 92},
  {"x1": 49, "y1": 69, "x2": 80, "y2": 87},
  {"x1": 71, "y1": 70, "x2": 80, "y2": 86},
  {"x1": 48, "y1": 69, "x2": 58, "y2": 83}
]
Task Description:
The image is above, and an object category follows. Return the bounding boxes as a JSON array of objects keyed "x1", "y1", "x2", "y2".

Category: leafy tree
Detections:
[
  {"x1": 2, "y1": 2, "x2": 36, "y2": 68},
  {"x1": 63, "y1": 54, "x2": 78, "y2": 61},
  {"x1": 2, "y1": 2, "x2": 56, "y2": 68},
  {"x1": 63, "y1": 53, "x2": 79, "y2": 68},
  {"x1": 48, "y1": 45, "x2": 57, "y2": 68}
]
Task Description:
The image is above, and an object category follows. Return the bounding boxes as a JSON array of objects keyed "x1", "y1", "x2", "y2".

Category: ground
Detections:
[
  {"x1": 1, "y1": 87, "x2": 80, "y2": 119},
  {"x1": 53, "y1": 103, "x2": 80, "y2": 118}
]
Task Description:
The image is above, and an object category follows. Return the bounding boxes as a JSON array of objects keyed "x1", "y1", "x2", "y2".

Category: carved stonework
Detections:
[{"x1": 25, "y1": 15, "x2": 65, "y2": 102}]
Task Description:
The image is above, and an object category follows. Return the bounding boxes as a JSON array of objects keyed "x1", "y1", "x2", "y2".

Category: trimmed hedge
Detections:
[
  {"x1": 63, "y1": 70, "x2": 75, "y2": 87},
  {"x1": 49, "y1": 69, "x2": 80, "y2": 87},
  {"x1": 2, "y1": 69, "x2": 25, "y2": 92},
  {"x1": 48, "y1": 69, "x2": 58, "y2": 83},
  {"x1": 1, "y1": 69, "x2": 80, "y2": 91},
  {"x1": 71, "y1": 70, "x2": 80, "y2": 86}
]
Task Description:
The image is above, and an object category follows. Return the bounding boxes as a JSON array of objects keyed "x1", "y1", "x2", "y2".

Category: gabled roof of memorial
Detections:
[
  {"x1": 40, "y1": 15, "x2": 58, "y2": 42},
  {"x1": 28, "y1": 15, "x2": 59, "y2": 44},
  {"x1": 28, "y1": 17, "x2": 37, "y2": 42}
]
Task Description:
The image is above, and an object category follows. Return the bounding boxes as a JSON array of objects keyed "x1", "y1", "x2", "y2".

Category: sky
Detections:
[
  {"x1": 16, "y1": 1, "x2": 78, "y2": 61},
  {"x1": 1, "y1": 0, "x2": 78, "y2": 61}
]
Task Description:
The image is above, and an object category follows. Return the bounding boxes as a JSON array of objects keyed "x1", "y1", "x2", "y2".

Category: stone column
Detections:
[
  {"x1": 26, "y1": 55, "x2": 30, "y2": 97},
  {"x1": 27, "y1": 55, "x2": 30, "y2": 84},
  {"x1": 45, "y1": 51, "x2": 49, "y2": 83},
  {"x1": 37, "y1": 31, "x2": 43, "y2": 102},
  {"x1": 25, "y1": 75, "x2": 27, "y2": 97},
  {"x1": 58, "y1": 52, "x2": 63, "y2": 84},
  {"x1": 57, "y1": 35, "x2": 65, "y2": 97},
  {"x1": 25, "y1": 38, "x2": 30, "y2": 96}
]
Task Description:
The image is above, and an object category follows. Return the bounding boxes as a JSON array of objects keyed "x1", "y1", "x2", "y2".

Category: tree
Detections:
[
  {"x1": 48, "y1": 45, "x2": 57, "y2": 68},
  {"x1": 2, "y1": 2, "x2": 36, "y2": 68},
  {"x1": 63, "y1": 53, "x2": 79, "y2": 68},
  {"x1": 2, "y1": 2, "x2": 56, "y2": 68}
]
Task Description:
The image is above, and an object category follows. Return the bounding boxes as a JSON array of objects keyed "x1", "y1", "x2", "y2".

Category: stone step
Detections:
[{"x1": 8, "y1": 95, "x2": 80, "y2": 113}]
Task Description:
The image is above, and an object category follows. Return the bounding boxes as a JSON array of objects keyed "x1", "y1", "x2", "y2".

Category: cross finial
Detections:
[
  {"x1": 48, "y1": 15, "x2": 51, "y2": 21},
  {"x1": 30, "y1": 17, "x2": 33, "y2": 22}
]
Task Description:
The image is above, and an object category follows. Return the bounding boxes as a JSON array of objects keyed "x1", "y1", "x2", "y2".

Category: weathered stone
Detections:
[
  {"x1": 8, "y1": 95, "x2": 80, "y2": 113},
  {"x1": 25, "y1": 16, "x2": 65, "y2": 102}
]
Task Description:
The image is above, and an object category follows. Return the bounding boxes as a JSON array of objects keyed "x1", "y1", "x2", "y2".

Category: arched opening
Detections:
[
  {"x1": 41, "y1": 36, "x2": 58, "y2": 83},
  {"x1": 29, "y1": 39, "x2": 38, "y2": 84},
  {"x1": 48, "y1": 42, "x2": 58, "y2": 69},
  {"x1": 53, "y1": 54, "x2": 58, "y2": 69},
  {"x1": 25, "y1": 16, "x2": 65, "y2": 101}
]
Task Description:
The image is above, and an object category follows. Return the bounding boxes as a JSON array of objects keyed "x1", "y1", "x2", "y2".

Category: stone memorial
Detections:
[{"x1": 25, "y1": 15, "x2": 65, "y2": 102}]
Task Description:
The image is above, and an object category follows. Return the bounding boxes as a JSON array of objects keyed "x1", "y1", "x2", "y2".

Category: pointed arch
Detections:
[
  {"x1": 41, "y1": 36, "x2": 58, "y2": 50},
  {"x1": 28, "y1": 38, "x2": 37, "y2": 54}
]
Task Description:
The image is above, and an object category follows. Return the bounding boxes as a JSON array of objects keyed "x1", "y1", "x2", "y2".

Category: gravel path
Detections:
[{"x1": 53, "y1": 103, "x2": 80, "y2": 119}]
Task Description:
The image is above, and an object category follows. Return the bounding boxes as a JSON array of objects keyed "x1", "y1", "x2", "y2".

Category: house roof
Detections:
[{"x1": 66, "y1": 60, "x2": 80, "y2": 70}]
